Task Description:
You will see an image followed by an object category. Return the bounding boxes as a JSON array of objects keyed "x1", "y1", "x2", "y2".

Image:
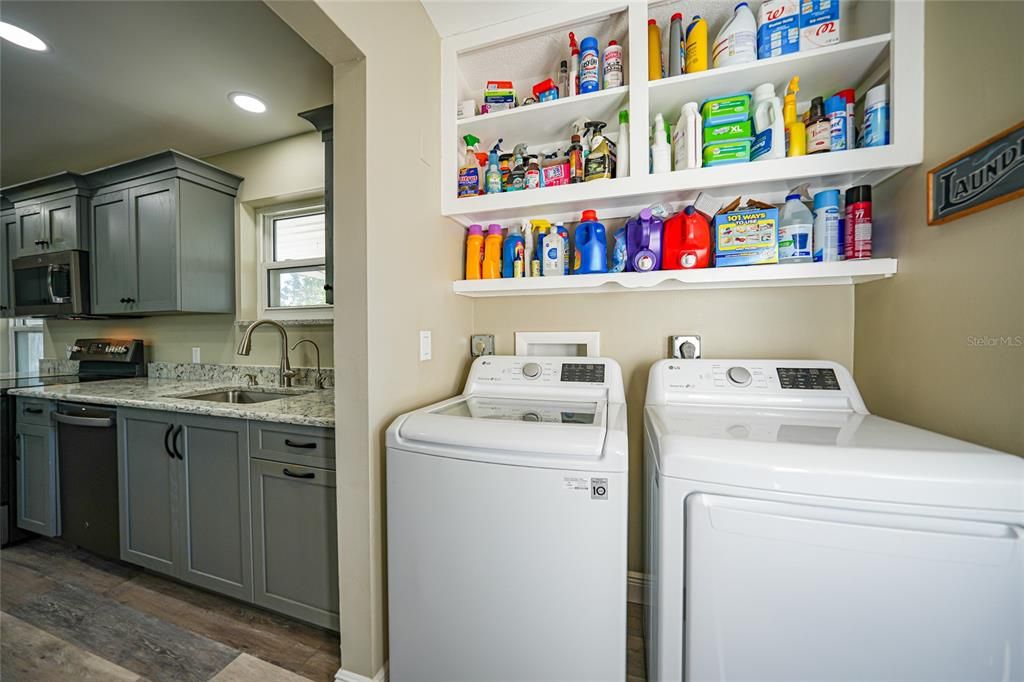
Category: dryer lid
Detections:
[{"x1": 646, "y1": 406, "x2": 1024, "y2": 512}]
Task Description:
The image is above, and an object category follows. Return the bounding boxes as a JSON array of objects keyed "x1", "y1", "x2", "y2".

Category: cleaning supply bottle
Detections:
[
  {"x1": 585, "y1": 121, "x2": 616, "y2": 182},
  {"x1": 825, "y1": 95, "x2": 848, "y2": 151},
  {"x1": 648, "y1": 19, "x2": 662, "y2": 80},
  {"x1": 507, "y1": 144, "x2": 528, "y2": 191},
  {"x1": 668, "y1": 13, "x2": 684, "y2": 77},
  {"x1": 579, "y1": 36, "x2": 600, "y2": 93},
  {"x1": 482, "y1": 224, "x2": 503, "y2": 279},
  {"x1": 662, "y1": 206, "x2": 711, "y2": 269},
  {"x1": 712, "y1": 2, "x2": 757, "y2": 68},
  {"x1": 685, "y1": 16, "x2": 708, "y2": 73},
  {"x1": 610, "y1": 227, "x2": 627, "y2": 273},
  {"x1": 779, "y1": 193, "x2": 813, "y2": 262},
  {"x1": 529, "y1": 219, "x2": 551, "y2": 276},
  {"x1": 625, "y1": 208, "x2": 664, "y2": 272},
  {"x1": 520, "y1": 220, "x2": 534, "y2": 277},
  {"x1": 501, "y1": 223, "x2": 526, "y2": 278},
  {"x1": 805, "y1": 96, "x2": 831, "y2": 154},
  {"x1": 836, "y1": 88, "x2": 856, "y2": 150},
  {"x1": 541, "y1": 225, "x2": 566, "y2": 276},
  {"x1": 751, "y1": 83, "x2": 785, "y2": 161},
  {"x1": 465, "y1": 224, "x2": 485, "y2": 279},
  {"x1": 558, "y1": 60, "x2": 569, "y2": 98},
  {"x1": 616, "y1": 110, "x2": 630, "y2": 178},
  {"x1": 783, "y1": 77, "x2": 806, "y2": 157},
  {"x1": 458, "y1": 134, "x2": 482, "y2": 198},
  {"x1": 569, "y1": 32, "x2": 580, "y2": 96},
  {"x1": 525, "y1": 155, "x2": 541, "y2": 189},
  {"x1": 573, "y1": 210, "x2": 608, "y2": 274},
  {"x1": 555, "y1": 222, "x2": 571, "y2": 275},
  {"x1": 485, "y1": 149, "x2": 502, "y2": 194},
  {"x1": 673, "y1": 101, "x2": 702, "y2": 170},
  {"x1": 603, "y1": 40, "x2": 624, "y2": 89},
  {"x1": 651, "y1": 113, "x2": 671, "y2": 174},
  {"x1": 862, "y1": 84, "x2": 889, "y2": 147},
  {"x1": 568, "y1": 134, "x2": 585, "y2": 183},
  {"x1": 812, "y1": 190, "x2": 841, "y2": 262}
]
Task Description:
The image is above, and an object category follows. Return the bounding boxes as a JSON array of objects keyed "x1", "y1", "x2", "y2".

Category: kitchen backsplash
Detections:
[
  {"x1": 148, "y1": 362, "x2": 333, "y2": 387},
  {"x1": 39, "y1": 359, "x2": 80, "y2": 375}
]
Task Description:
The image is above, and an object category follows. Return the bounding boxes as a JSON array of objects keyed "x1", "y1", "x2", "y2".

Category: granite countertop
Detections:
[{"x1": 8, "y1": 378, "x2": 334, "y2": 428}]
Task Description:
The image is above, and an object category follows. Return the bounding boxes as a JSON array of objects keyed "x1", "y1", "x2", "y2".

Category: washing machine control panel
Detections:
[{"x1": 470, "y1": 357, "x2": 613, "y2": 387}]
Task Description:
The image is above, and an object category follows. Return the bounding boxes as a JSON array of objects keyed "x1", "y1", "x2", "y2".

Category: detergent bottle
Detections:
[
  {"x1": 673, "y1": 101, "x2": 702, "y2": 170},
  {"x1": 685, "y1": 16, "x2": 708, "y2": 73},
  {"x1": 502, "y1": 223, "x2": 526, "y2": 278},
  {"x1": 573, "y1": 210, "x2": 607, "y2": 274},
  {"x1": 625, "y1": 208, "x2": 664, "y2": 272},
  {"x1": 529, "y1": 219, "x2": 551, "y2": 277},
  {"x1": 610, "y1": 227, "x2": 628, "y2": 273},
  {"x1": 465, "y1": 224, "x2": 484, "y2": 279},
  {"x1": 712, "y1": 2, "x2": 757, "y2": 68},
  {"x1": 555, "y1": 222, "x2": 571, "y2": 275},
  {"x1": 784, "y1": 77, "x2": 806, "y2": 157},
  {"x1": 662, "y1": 206, "x2": 711, "y2": 269},
  {"x1": 648, "y1": 19, "x2": 662, "y2": 80},
  {"x1": 482, "y1": 224, "x2": 503, "y2": 279},
  {"x1": 542, "y1": 225, "x2": 566, "y2": 276},
  {"x1": 751, "y1": 83, "x2": 785, "y2": 161},
  {"x1": 457, "y1": 134, "x2": 482, "y2": 197}
]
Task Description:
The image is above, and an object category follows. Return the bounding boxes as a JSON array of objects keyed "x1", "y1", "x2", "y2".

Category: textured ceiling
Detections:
[{"x1": 0, "y1": 0, "x2": 332, "y2": 186}]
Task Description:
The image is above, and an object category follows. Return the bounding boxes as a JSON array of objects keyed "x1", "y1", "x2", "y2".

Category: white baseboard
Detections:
[
  {"x1": 628, "y1": 570, "x2": 649, "y2": 605},
  {"x1": 336, "y1": 662, "x2": 388, "y2": 682}
]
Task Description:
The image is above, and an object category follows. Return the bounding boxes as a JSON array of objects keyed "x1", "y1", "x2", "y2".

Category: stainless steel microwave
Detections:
[{"x1": 11, "y1": 250, "x2": 90, "y2": 317}]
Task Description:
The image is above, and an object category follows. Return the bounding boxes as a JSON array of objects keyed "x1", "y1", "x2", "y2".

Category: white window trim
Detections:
[
  {"x1": 257, "y1": 201, "x2": 332, "y2": 321},
  {"x1": 9, "y1": 318, "x2": 44, "y2": 373}
]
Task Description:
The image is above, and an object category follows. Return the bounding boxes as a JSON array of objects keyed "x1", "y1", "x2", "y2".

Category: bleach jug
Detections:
[
  {"x1": 625, "y1": 208, "x2": 663, "y2": 272},
  {"x1": 712, "y1": 2, "x2": 757, "y2": 68},
  {"x1": 751, "y1": 83, "x2": 785, "y2": 161},
  {"x1": 573, "y1": 210, "x2": 607, "y2": 274},
  {"x1": 502, "y1": 223, "x2": 526, "y2": 278},
  {"x1": 662, "y1": 206, "x2": 711, "y2": 269}
]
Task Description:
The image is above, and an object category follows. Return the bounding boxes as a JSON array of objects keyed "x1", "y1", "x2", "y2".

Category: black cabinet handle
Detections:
[
  {"x1": 172, "y1": 425, "x2": 184, "y2": 459},
  {"x1": 164, "y1": 424, "x2": 175, "y2": 458},
  {"x1": 127, "y1": 297, "x2": 135, "y2": 304},
  {"x1": 120, "y1": 298, "x2": 127, "y2": 303},
  {"x1": 283, "y1": 468, "x2": 315, "y2": 479},
  {"x1": 284, "y1": 439, "x2": 317, "y2": 449},
  {"x1": 24, "y1": 407, "x2": 44, "y2": 414},
  {"x1": 323, "y1": 284, "x2": 333, "y2": 291}
]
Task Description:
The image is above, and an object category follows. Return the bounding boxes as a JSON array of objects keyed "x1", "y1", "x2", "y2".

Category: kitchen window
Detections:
[
  {"x1": 10, "y1": 318, "x2": 44, "y2": 374},
  {"x1": 258, "y1": 202, "x2": 331, "y2": 319}
]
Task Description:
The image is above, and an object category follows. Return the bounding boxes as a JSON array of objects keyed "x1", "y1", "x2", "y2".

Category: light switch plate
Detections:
[
  {"x1": 669, "y1": 335, "x2": 701, "y2": 359},
  {"x1": 191, "y1": 347, "x2": 201, "y2": 363},
  {"x1": 419, "y1": 331, "x2": 432, "y2": 361},
  {"x1": 471, "y1": 334, "x2": 495, "y2": 357}
]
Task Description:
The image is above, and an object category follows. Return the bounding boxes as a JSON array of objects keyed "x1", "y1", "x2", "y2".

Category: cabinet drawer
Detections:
[
  {"x1": 248, "y1": 422, "x2": 335, "y2": 470},
  {"x1": 17, "y1": 398, "x2": 53, "y2": 426}
]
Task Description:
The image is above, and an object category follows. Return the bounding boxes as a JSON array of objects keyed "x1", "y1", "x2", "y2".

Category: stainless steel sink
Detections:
[{"x1": 182, "y1": 389, "x2": 296, "y2": 404}]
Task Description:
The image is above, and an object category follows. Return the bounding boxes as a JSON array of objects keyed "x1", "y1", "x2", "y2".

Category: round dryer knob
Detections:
[
  {"x1": 726, "y1": 366, "x2": 752, "y2": 386},
  {"x1": 522, "y1": 362, "x2": 542, "y2": 379}
]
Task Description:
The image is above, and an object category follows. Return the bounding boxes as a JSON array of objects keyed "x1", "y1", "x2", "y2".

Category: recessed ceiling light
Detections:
[
  {"x1": 0, "y1": 21, "x2": 48, "y2": 52},
  {"x1": 229, "y1": 92, "x2": 267, "y2": 114}
]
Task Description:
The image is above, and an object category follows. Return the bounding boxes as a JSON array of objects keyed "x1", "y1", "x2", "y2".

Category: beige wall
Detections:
[
  {"x1": 475, "y1": 287, "x2": 855, "y2": 571},
  {"x1": 43, "y1": 132, "x2": 333, "y2": 369},
  {"x1": 854, "y1": 1, "x2": 1024, "y2": 457}
]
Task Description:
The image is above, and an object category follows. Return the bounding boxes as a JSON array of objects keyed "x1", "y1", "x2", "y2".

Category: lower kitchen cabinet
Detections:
[
  {"x1": 14, "y1": 421, "x2": 60, "y2": 537},
  {"x1": 118, "y1": 408, "x2": 252, "y2": 600},
  {"x1": 250, "y1": 459, "x2": 339, "y2": 630}
]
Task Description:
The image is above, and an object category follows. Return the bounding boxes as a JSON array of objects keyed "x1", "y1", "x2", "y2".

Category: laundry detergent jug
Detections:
[
  {"x1": 625, "y1": 208, "x2": 663, "y2": 272},
  {"x1": 662, "y1": 206, "x2": 711, "y2": 269},
  {"x1": 573, "y1": 210, "x2": 608, "y2": 274}
]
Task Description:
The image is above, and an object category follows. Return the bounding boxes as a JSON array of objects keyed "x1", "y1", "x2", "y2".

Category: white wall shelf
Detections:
[{"x1": 453, "y1": 259, "x2": 898, "y2": 297}]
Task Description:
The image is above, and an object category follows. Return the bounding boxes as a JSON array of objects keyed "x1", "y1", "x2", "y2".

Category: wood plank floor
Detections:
[{"x1": 1, "y1": 537, "x2": 647, "y2": 681}]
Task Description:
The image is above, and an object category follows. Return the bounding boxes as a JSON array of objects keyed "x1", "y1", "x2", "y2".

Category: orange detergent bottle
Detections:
[
  {"x1": 482, "y1": 224, "x2": 503, "y2": 279},
  {"x1": 465, "y1": 224, "x2": 484, "y2": 279}
]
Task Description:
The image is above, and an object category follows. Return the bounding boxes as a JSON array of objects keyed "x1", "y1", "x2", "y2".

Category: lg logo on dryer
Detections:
[{"x1": 591, "y1": 478, "x2": 608, "y2": 500}]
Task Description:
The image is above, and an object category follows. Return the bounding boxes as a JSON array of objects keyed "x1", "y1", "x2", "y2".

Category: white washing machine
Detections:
[
  {"x1": 386, "y1": 356, "x2": 628, "y2": 682},
  {"x1": 644, "y1": 359, "x2": 1024, "y2": 682}
]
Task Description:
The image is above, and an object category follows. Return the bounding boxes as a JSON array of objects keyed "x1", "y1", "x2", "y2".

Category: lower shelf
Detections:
[{"x1": 453, "y1": 259, "x2": 897, "y2": 297}]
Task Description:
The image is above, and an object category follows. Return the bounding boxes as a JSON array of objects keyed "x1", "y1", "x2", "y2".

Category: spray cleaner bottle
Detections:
[
  {"x1": 784, "y1": 78, "x2": 806, "y2": 157},
  {"x1": 458, "y1": 134, "x2": 482, "y2": 197},
  {"x1": 529, "y1": 219, "x2": 551, "y2": 277},
  {"x1": 568, "y1": 32, "x2": 580, "y2": 96}
]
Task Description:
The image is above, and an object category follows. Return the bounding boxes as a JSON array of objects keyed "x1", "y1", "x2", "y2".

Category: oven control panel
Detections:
[{"x1": 68, "y1": 338, "x2": 145, "y2": 362}]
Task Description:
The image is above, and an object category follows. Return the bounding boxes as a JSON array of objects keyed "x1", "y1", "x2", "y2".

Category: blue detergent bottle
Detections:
[
  {"x1": 501, "y1": 223, "x2": 526, "y2": 277},
  {"x1": 573, "y1": 209, "x2": 608, "y2": 274}
]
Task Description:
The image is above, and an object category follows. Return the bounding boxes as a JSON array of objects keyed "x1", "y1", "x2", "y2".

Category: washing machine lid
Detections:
[{"x1": 646, "y1": 405, "x2": 1024, "y2": 512}]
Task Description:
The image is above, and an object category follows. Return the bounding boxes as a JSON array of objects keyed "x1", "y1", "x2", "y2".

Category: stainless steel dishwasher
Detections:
[{"x1": 55, "y1": 402, "x2": 120, "y2": 560}]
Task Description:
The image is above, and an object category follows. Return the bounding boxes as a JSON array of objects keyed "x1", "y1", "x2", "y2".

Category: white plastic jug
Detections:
[
  {"x1": 752, "y1": 83, "x2": 785, "y2": 160},
  {"x1": 712, "y1": 2, "x2": 757, "y2": 68},
  {"x1": 673, "y1": 102, "x2": 702, "y2": 170}
]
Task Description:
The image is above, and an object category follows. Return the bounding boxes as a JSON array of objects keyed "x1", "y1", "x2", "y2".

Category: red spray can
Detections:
[
  {"x1": 844, "y1": 185, "x2": 872, "y2": 259},
  {"x1": 661, "y1": 206, "x2": 711, "y2": 270}
]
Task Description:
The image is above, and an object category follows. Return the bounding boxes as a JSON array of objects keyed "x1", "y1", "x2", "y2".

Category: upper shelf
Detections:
[{"x1": 648, "y1": 33, "x2": 892, "y2": 121}]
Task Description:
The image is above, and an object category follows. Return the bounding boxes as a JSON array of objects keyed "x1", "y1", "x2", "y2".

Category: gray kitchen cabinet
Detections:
[
  {"x1": 1, "y1": 207, "x2": 13, "y2": 317},
  {"x1": 250, "y1": 458, "x2": 339, "y2": 630},
  {"x1": 118, "y1": 408, "x2": 252, "y2": 599},
  {"x1": 14, "y1": 420, "x2": 60, "y2": 537},
  {"x1": 4, "y1": 173, "x2": 91, "y2": 258},
  {"x1": 90, "y1": 189, "x2": 134, "y2": 315},
  {"x1": 178, "y1": 415, "x2": 252, "y2": 601}
]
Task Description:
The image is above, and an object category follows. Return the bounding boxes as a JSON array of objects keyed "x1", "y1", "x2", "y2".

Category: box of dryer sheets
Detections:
[
  {"x1": 712, "y1": 198, "x2": 779, "y2": 267},
  {"x1": 484, "y1": 80, "x2": 517, "y2": 111},
  {"x1": 800, "y1": 0, "x2": 840, "y2": 49},
  {"x1": 758, "y1": 0, "x2": 800, "y2": 59}
]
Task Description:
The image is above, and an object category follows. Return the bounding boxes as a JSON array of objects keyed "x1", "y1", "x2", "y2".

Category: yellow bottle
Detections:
[
  {"x1": 529, "y1": 219, "x2": 551, "y2": 277},
  {"x1": 684, "y1": 16, "x2": 708, "y2": 73},
  {"x1": 482, "y1": 224, "x2": 503, "y2": 279},
  {"x1": 648, "y1": 19, "x2": 662, "y2": 80},
  {"x1": 465, "y1": 224, "x2": 484, "y2": 280},
  {"x1": 784, "y1": 76, "x2": 807, "y2": 157}
]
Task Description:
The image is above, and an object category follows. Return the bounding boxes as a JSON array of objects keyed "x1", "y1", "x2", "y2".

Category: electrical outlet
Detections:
[
  {"x1": 471, "y1": 334, "x2": 495, "y2": 357},
  {"x1": 191, "y1": 347, "x2": 201, "y2": 363},
  {"x1": 669, "y1": 335, "x2": 701, "y2": 359},
  {"x1": 419, "y1": 331, "x2": 432, "y2": 361}
]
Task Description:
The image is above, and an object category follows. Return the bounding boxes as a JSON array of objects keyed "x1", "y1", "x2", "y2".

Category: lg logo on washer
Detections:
[{"x1": 591, "y1": 478, "x2": 608, "y2": 500}]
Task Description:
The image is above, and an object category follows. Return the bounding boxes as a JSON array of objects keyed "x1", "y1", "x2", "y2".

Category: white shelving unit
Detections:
[
  {"x1": 454, "y1": 259, "x2": 897, "y2": 297},
  {"x1": 440, "y1": 0, "x2": 923, "y2": 297}
]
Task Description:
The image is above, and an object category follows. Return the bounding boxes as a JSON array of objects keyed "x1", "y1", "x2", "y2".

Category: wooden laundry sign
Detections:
[{"x1": 927, "y1": 120, "x2": 1024, "y2": 225}]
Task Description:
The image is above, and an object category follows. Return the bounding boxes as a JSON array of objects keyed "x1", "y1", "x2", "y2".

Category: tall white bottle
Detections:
[
  {"x1": 673, "y1": 101, "x2": 703, "y2": 170},
  {"x1": 651, "y1": 113, "x2": 671, "y2": 174},
  {"x1": 712, "y1": 2, "x2": 757, "y2": 68},
  {"x1": 616, "y1": 110, "x2": 630, "y2": 178}
]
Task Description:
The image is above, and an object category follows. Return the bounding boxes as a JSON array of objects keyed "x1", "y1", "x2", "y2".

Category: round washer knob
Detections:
[
  {"x1": 522, "y1": 362, "x2": 542, "y2": 379},
  {"x1": 726, "y1": 366, "x2": 752, "y2": 386}
]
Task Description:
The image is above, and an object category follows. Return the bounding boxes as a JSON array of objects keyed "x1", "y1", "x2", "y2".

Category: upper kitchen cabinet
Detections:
[
  {"x1": 87, "y1": 151, "x2": 243, "y2": 315},
  {"x1": 2, "y1": 173, "x2": 91, "y2": 258},
  {"x1": 1, "y1": 200, "x2": 14, "y2": 317}
]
